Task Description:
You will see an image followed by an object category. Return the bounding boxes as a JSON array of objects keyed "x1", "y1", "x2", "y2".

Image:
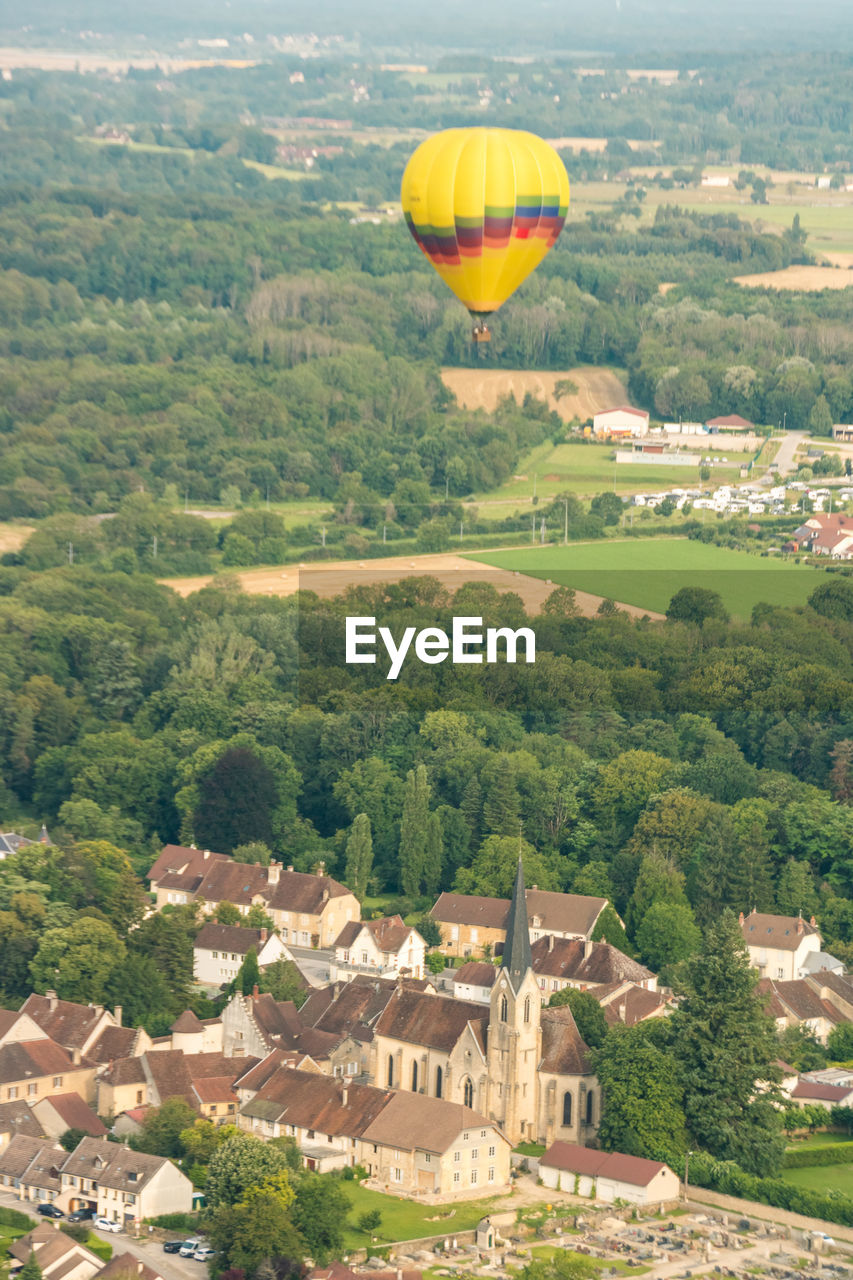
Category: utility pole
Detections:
[
  {"x1": 683, "y1": 1150, "x2": 693, "y2": 1202},
  {"x1": 460, "y1": 520, "x2": 464, "y2": 541},
  {"x1": 531, "y1": 513, "x2": 536, "y2": 544},
  {"x1": 564, "y1": 497, "x2": 569, "y2": 545},
  {"x1": 532, "y1": 473, "x2": 537, "y2": 502},
  {"x1": 540, "y1": 517, "x2": 545, "y2": 545},
  {"x1": 152, "y1": 535, "x2": 158, "y2": 559},
  {"x1": 382, "y1": 524, "x2": 387, "y2": 544},
  {"x1": 67, "y1": 542, "x2": 73, "y2": 566},
  {"x1": 321, "y1": 526, "x2": 326, "y2": 547},
  {"x1": 445, "y1": 475, "x2": 449, "y2": 499}
]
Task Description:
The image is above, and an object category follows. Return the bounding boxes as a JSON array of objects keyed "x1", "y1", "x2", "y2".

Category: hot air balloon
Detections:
[{"x1": 401, "y1": 127, "x2": 570, "y2": 343}]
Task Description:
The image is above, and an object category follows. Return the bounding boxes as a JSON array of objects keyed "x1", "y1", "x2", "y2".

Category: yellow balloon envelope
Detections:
[{"x1": 401, "y1": 127, "x2": 570, "y2": 324}]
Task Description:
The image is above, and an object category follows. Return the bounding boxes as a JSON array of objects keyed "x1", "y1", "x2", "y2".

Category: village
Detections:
[{"x1": 1, "y1": 843, "x2": 853, "y2": 1280}]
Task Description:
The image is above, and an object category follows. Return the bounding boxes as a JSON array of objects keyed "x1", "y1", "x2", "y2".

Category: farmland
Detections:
[
  {"x1": 470, "y1": 538, "x2": 823, "y2": 618},
  {"x1": 440, "y1": 365, "x2": 627, "y2": 424}
]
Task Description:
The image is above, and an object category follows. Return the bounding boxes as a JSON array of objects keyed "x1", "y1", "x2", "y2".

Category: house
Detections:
[
  {"x1": 31, "y1": 1093, "x2": 108, "y2": 1141},
  {"x1": 452, "y1": 962, "x2": 498, "y2": 1004},
  {"x1": 19, "y1": 993, "x2": 123, "y2": 1062},
  {"x1": 8, "y1": 1222, "x2": 103, "y2": 1280},
  {"x1": 167, "y1": 1010, "x2": 223, "y2": 1054},
  {"x1": 832, "y1": 424, "x2": 853, "y2": 443},
  {"x1": 0, "y1": 1134, "x2": 64, "y2": 1202},
  {"x1": 530, "y1": 936, "x2": 656, "y2": 998},
  {"x1": 98, "y1": 1255, "x2": 167, "y2": 1280},
  {"x1": 596, "y1": 982, "x2": 672, "y2": 1027},
  {"x1": 431, "y1": 889, "x2": 608, "y2": 960},
  {"x1": 788, "y1": 1077, "x2": 853, "y2": 1110},
  {"x1": 740, "y1": 910, "x2": 824, "y2": 981},
  {"x1": 759, "y1": 969, "x2": 853, "y2": 1044},
  {"x1": 97, "y1": 1049, "x2": 256, "y2": 1119},
  {"x1": 792, "y1": 514, "x2": 853, "y2": 559},
  {"x1": 379, "y1": 861, "x2": 599, "y2": 1147},
  {"x1": 237, "y1": 1066, "x2": 511, "y2": 1197},
  {"x1": 193, "y1": 922, "x2": 292, "y2": 986},
  {"x1": 706, "y1": 414, "x2": 754, "y2": 432},
  {"x1": 592, "y1": 406, "x2": 650, "y2": 438},
  {"x1": 222, "y1": 989, "x2": 341, "y2": 1066},
  {"x1": 539, "y1": 1141, "x2": 680, "y2": 1206},
  {"x1": 58, "y1": 1136, "x2": 193, "y2": 1226},
  {"x1": 147, "y1": 846, "x2": 360, "y2": 946},
  {"x1": 0, "y1": 1099, "x2": 44, "y2": 1150},
  {"x1": 0, "y1": 1037, "x2": 97, "y2": 1107},
  {"x1": 0, "y1": 826, "x2": 49, "y2": 860},
  {"x1": 330, "y1": 916, "x2": 426, "y2": 982}
]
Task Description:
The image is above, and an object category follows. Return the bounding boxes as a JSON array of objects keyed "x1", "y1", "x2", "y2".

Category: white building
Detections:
[
  {"x1": 193, "y1": 923, "x2": 292, "y2": 986},
  {"x1": 330, "y1": 916, "x2": 425, "y2": 982},
  {"x1": 592, "y1": 405, "x2": 650, "y2": 438},
  {"x1": 539, "y1": 1141, "x2": 680, "y2": 1206},
  {"x1": 739, "y1": 910, "x2": 822, "y2": 981}
]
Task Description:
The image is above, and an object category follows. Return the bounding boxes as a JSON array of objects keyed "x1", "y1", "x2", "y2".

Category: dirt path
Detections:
[
  {"x1": 735, "y1": 263, "x2": 853, "y2": 290},
  {"x1": 161, "y1": 549, "x2": 662, "y2": 619},
  {"x1": 440, "y1": 366, "x2": 628, "y2": 423}
]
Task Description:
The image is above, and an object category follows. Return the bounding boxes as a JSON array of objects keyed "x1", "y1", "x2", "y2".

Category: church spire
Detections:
[{"x1": 502, "y1": 856, "x2": 532, "y2": 989}]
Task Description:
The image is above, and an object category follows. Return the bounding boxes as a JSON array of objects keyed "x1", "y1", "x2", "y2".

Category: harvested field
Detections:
[
  {"x1": 734, "y1": 264, "x2": 853, "y2": 290},
  {"x1": 440, "y1": 365, "x2": 627, "y2": 422},
  {"x1": 161, "y1": 549, "x2": 655, "y2": 618},
  {"x1": 0, "y1": 523, "x2": 34, "y2": 554}
]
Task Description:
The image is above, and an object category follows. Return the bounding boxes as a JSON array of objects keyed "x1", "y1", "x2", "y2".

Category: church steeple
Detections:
[{"x1": 502, "y1": 856, "x2": 532, "y2": 989}]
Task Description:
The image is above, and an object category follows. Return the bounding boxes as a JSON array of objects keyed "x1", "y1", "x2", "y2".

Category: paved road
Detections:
[
  {"x1": 771, "y1": 430, "x2": 807, "y2": 477},
  {"x1": 289, "y1": 944, "x2": 332, "y2": 987}
]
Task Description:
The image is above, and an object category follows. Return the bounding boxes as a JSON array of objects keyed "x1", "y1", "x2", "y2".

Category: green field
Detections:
[
  {"x1": 782, "y1": 1164, "x2": 853, "y2": 1194},
  {"x1": 341, "y1": 1182, "x2": 503, "y2": 1250},
  {"x1": 474, "y1": 441, "x2": 753, "y2": 506},
  {"x1": 470, "y1": 538, "x2": 822, "y2": 618}
]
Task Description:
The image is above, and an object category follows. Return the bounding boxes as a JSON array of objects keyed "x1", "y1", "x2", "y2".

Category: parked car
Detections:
[
  {"x1": 163, "y1": 1241, "x2": 185, "y2": 1254},
  {"x1": 36, "y1": 1204, "x2": 63, "y2": 1219},
  {"x1": 67, "y1": 1208, "x2": 95, "y2": 1222},
  {"x1": 93, "y1": 1216, "x2": 122, "y2": 1233},
  {"x1": 179, "y1": 1240, "x2": 201, "y2": 1257},
  {"x1": 194, "y1": 1246, "x2": 215, "y2": 1262}
]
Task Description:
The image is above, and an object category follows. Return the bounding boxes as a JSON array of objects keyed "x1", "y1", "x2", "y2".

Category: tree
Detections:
[
  {"x1": 829, "y1": 739, "x2": 853, "y2": 804},
  {"x1": 482, "y1": 757, "x2": 520, "y2": 835},
  {"x1": 590, "y1": 905, "x2": 631, "y2": 954},
  {"x1": 808, "y1": 578, "x2": 853, "y2": 621},
  {"x1": 216, "y1": 901, "x2": 244, "y2": 925},
  {"x1": 194, "y1": 747, "x2": 280, "y2": 853},
  {"x1": 635, "y1": 901, "x2": 701, "y2": 973},
  {"x1": 828, "y1": 1022, "x2": 853, "y2": 1061},
  {"x1": 454, "y1": 836, "x2": 557, "y2": 897},
  {"x1": 344, "y1": 813, "x2": 374, "y2": 902},
  {"x1": 29, "y1": 917, "x2": 125, "y2": 1004},
  {"x1": 422, "y1": 811, "x2": 443, "y2": 897},
  {"x1": 592, "y1": 1025, "x2": 687, "y2": 1168},
  {"x1": 775, "y1": 860, "x2": 818, "y2": 917},
  {"x1": 808, "y1": 395, "x2": 833, "y2": 437},
  {"x1": 518, "y1": 1246, "x2": 596, "y2": 1280},
  {"x1": 399, "y1": 764, "x2": 431, "y2": 897},
  {"x1": 590, "y1": 492, "x2": 624, "y2": 526},
  {"x1": 206, "y1": 1134, "x2": 294, "y2": 1207},
  {"x1": 238, "y1": 947, "x2": 260, "y2": 996},
  {"x1": 548, "y1": 988, "x2": 608, "y2": 1048},
  {"x1": 357, "y1": 1209, "x2": 382, "y2": 1235},
  {"x1": 234, "y1": 843, "x2": 273, "y2": 866},
  {"x1": 777, "y1": 1024, "x2": 827, "y2": 1072},
  {"x1": 259, "y1": 960, "x2": 308, "y2": 1008},
  {"x1": 18, "y1": 1254, "x2": 43, "y2": 1280},
  {"x1": 666, "y1": 587, "x2": 729, "y2": 626},
  {"x1": 207, "y1": 1174, "x2": 299, "y2": 1279},
  {"x1": 670, "y1": 911, "x2": 785, "y2": 1176},
  {"x1": 626, "y1": 849, "x2": 689, "y2": 938},
  {"x1": 291, "y1": 1172, "x2": 349, "y2": 1264},
  {"x1": 59, "y1": 1127, "x2": 89, "y2": 1152},
  {"x1": 131, "y1": 1097, "x2": 197, "y2": 1158}
]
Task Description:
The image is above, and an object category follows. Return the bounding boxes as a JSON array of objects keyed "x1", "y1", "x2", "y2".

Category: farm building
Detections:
[
  {"x1": 706, "y1": 414, "x2": 754, "y2": 431},
  {"x1": 539, "y1": 1141, "x2": 680, "y2": 1205},
  {"x1": 833, "y1": 424, "x2": 853, "y2": 442},
  {"x1": 592, "y1": 406, "x2": 650, "y2": 438}
]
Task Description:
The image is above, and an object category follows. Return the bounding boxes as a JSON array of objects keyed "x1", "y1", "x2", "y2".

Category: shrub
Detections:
[
  {"x1": 0, "y1": 1207, "x2": 36, "y2": 1230},
  {"x1": 783, "y1": 1144, "x2": 853, "y2": 1168},
  {"x1": 145, "y1": 1212, "x2": 200, "y2": 1230}
]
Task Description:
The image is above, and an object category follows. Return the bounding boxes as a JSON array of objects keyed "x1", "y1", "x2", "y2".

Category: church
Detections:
[{"x1": 370, "y1": 859, "x2": 599, "y2": 1146}]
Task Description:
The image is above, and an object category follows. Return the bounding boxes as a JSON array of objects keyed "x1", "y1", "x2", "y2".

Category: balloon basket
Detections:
[{"x1": 472, "y1": 327, "x2": 491, "y2": 344}]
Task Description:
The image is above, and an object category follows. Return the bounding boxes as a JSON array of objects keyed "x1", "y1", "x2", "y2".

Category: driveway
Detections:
[{"x1": 771, "y1": 430, "x2": 807, "y2": 477}]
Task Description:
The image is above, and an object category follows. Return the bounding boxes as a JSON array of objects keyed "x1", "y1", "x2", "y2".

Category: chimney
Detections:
[
  {"x1": 72, "y1": 1047, "x2": 81, "y2": 1065},
  {"x1": 318, "y1": 861, "x2": 326, "y2": 877},
  {"x1": 618, "y1": 1001, "x2": 627, "y2": 1022},
  {"x1": 114, "y1": 1005, "x2": 123, "y2": 1027},
  {"x1": 260, "y1": 928, "x2": 267, "y2": 943},
  {"x1": 810, "y1": 916, "x2": 817, "y2": 927},
  {"x1": 547, "y1": 935, "x2": 554, "y2": 952},
  {"x1": 268, "y1": 862, "x2": 281, "y2": 886},
  {"x1": 252, "y1": 984, "x2": 260, "y2": 1000},
  {"x1": 341, "y1": 1085, "x2": 348, "y2": 1106},
  {"x1": 203, "y1": 850, "x2": 211, "y2": 860},
  {"x1": 532, "y1": 884, "x2": 538, "y2": 892},
  {"x1": 796, "y1": 915, "x2": 804, "y2": 935},
  {"x1": 738, "y1": 911, "x2": 745, "y2": 926},
  {"x1": 46, "y1": 990, "x2": 58, "y2": 1011},
  {"x1": 287, "y1": 865, "x2": 294, "y2": 873}
]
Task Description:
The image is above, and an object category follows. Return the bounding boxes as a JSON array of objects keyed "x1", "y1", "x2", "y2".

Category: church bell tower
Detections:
[{"x1": 487, "y1": 857, "x2": 542, "y2": 1143}]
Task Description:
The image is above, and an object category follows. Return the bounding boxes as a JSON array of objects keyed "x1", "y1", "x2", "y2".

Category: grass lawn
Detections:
[
  {"x1": 524, "y1": 1245, "x2": 650, "y2": 1276},
  {"x1": 470, "y1": 538, "x2": 822, "y2": 618},
  {"x1": 341, "y1": 1182, "x2": 504, "y2": 1251},
  {"x1": 475, "y1": 442, "x2": 752, "y2": 504},
  {"x1": 786, "y1": 1133, "x2": 853, "y2": 1150},
  {"x1": 782, "y1": 1164, "x2": 853, "y2": 1194},
  {"x1": 513, "y1": 1143, "x2": 546, "y2": 1158}
]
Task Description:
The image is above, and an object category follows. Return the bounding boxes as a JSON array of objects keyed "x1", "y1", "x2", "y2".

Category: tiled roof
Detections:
[
  {"x1": 374, "y1": 987, "x2": 489, "y2": 1052},
  {"x1": 598, "y1": 984, "x2": 670, "y2": 1027},
  {"x1": 541, "y1": 1140, "x2": 668, "y2": 1187},
  {"x1": 305, "y1": 976, "x2": 404, "y2": 1040},
  {"x1": 333, "y1": 915, "x2": 413, "y2": 953},
  {"x1": 0, "y1": 1134, "x2": 62, "y2": 1181},
  {"x1": 454, "y1": 962, "x2": 498, "y2": 988},
  {"x1": 0, "y1": 1098, "x2": 45, "y2": 1138},
  {"x1": 20, "y1": 993, "x2": 109, "y2": 1052},
  {"x1": 362, "y1": 1091, "x2": 502, "y2": 1155},
  {"x1": 194, "y1": 860, "x2": 268, "y2": 907},
  {"x1": 170, "y1": 1010, "x2": 204, "y2": 1034},
  {"x1": 241, "y1": 1068, "x2": 391, "y2": 1137},
  {"x1": 706, "y1": 414, "x2": 753, "y2": 428},
  {"x1": 99, "y1": 1253, "x2": 165, "y2": 1280},
  {"x1": 35, "y1": 1092, "x2": 107, "y2": 1136},
  {"x1": 595, "y1": 405, "x2": 649, "y2": 420},
  {"x1": 539, "y1": 1006, "x2": 592, "y2": 1075},
  {"x1": 194, "y1": 923, "x2": 266, "y2": 955},
  {"x1": 266, "y1": 869, "x2": 352, "y2": 913},
  {"x1": 0, "y1": 1038, "x2": 85, "y2": 1086},
  {"x1": 791, "y1": 1079, "x2": 853, "y2": 1102},
  {"x1": 192, "y1": 1076, "x2": 237, "y2": 1105},
  {"x1": 61, "y1": 1135, "x2": 179, "y2": 1193},
  {"x1": 9, "y1": 1223, "x2": 101, "y2": 1275},
  {"x1": 87, "y1": 1025, "x2": 140, "y2": 1065},
  {"x1": 233, "y1": 1049, "x2": 310, "y2": 1093},
  {"x1": 431, "y1": 891, "x2": 606, "y2": 938},
  {"x1": 99, "y1": 1056, "x2": 146, "y2": 1087},
  {"x1": 0, "y1": 831, "x2": 32, "y2": 856},
  {"x1": 740, "y1": 910, "x2": 820, "y2": 951},
  {"x1": 145, "y1": 1050, "x2": 257, "y2": 1108},
  {"x1": 531, "y1": 936, "x2": 652, "y2": 986},
  {"x1": 146, "y1": 844, "x2": 228, "y2": 885}
]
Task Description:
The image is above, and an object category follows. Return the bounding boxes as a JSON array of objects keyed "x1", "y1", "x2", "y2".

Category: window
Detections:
[
  {"x1": 231, "y1": 952, "x2": 238, "y2": 961},
  {"x1": 489, "y1": 1145, "x2": 495, "y2": 1157},
  {"x1": 500, "y1": 994, "x2": 508, "y2": 1022},
  {"x1": 435, "y1": 1065, "x2": 443, "y2": 1099},
  {"x1": 562, "y1": 1092, "x2": 573, "y2": 1127},
  {"x1": 488, "y1": 1167, "x2": 495, "y2": 1183},
  {"x1": 411, "y1": 1061, "x2": 418, "y2": 1092},
  {"x1": 480, "y1": 1130, "x2": 487, "y2": 1138},
  {"x1": 454, "y1": 1150, "x2": 460, "y2": 1162},
  {"x1": 342, "y1": 951, "x2": 349, "y2": 963},
  {"x1": 387, "y1": 1055, "x2": 394, "y2": 1088},
  {"x1": 471, "y1": 1169, "x2": 478, "y2": 1184},
  {"x1": 7, "y1": 1088, "x2": 17, "y2": 1100},
  {"x1": 524, "y1": 996, "x2": 531, "y2": 1023},
  {"x1": 453, "y1": 1172, "x2": 460, "y2": 1184},
  {"x1": 777, "y1": 967, "x2": 784, "y2": 978},
  {"x1": 27, "y1": 1084, "x2": 37, "y2": 1097},
  {"x1": 585, "y1": 1090, "x2": 594, "y2": 1125},
  {"x1": 53, "y1": 1077, "x2": 63, "y2": 1088},
  {"x1": 361, "y1": 951, "x2": 368, "y2": 965},
  {"x1": 393, "y1": 1168, "x2": 403, "y2": 1183},
  {"x1": 210, "y1": 1105, "x2": 217, "y2": 1115},
  {"x1": 471, "y1": 1148, "x2": 479, "y2": 1161},
  {"x1": 471, "y1": 928, "x2": 478, "y2": 943},
  {"x1": 424, "y1": 1154, "x2": 431, "y2": 1163},
  {"x1": 463, "y1": 1078, "x2": 474, "y2": 1108},
  {"x1": 212, "y1": 950, "x2": 219, "y2": 959},
  {"x1": 347, "y1": 1062, "x2": 358, "y2": 1075}
]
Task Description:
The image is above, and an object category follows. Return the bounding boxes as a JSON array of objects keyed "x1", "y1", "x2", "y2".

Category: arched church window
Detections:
[
  {"x1": 387, "y1": 1055, "x2": 394, "y2": 1088},
  {"x1": 500, "y1": 994, "x2": 508, "y2": 1022},
  {"x1": 562, "y1": 1091, "x2": 573, "y2": 1127},
  {"x1": 586, "y1": 1089, "x2": 594, "y2": 1125},
  {"x1": 463, "y1": 1077, "x2": 474, "y2": 1107},
  {"x1": 523, "y1": 996, "x2": 531, "y2": 1023},
  {"x1": 411, "y1": 1060, "x2": 418, "y2": 1092},
  {"x1": 435, "y1": 1065, "x2": 443, "y2": 1098}
]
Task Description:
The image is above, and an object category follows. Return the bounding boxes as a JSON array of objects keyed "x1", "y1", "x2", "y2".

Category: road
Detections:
[
  {"x1": 289, "y1": 944, "x2": 332, "y2": 987},
  {"x1": 0, "y1": 1188, "x2": 202, "y2": 1280},
  {"x1": 770, "y1": 430, "x2": 807, "y2": 478}
]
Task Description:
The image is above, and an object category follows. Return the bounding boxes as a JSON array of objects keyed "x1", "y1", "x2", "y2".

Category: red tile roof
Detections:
[
  {"x1": 740, "y1": 910, "x2": 820, "y2": 952},
  {"x1": 374, "y1": 987, "x2": 489, "y2": 1052},
  {"x1": 19, "y1": 994, "x2": 109, "y2": 1052},
  {"x1": 454, "y1": 962, "x2": 498, "y2": 988},
  {"x1": 432, "y1": 891, "x2": 607, "y2": 938},
  {"x1": 0, "y1": 1039, "x2": 86, "y2": 1086},
  {"x1": 541, "y1": 1140, "x2": 669, "y2": 1186},
  {"x1": 35, "y1": 1092, "x2": 107, "y2": 1137},
  {"x1": 707, "y1": 414, "x2": 754, "y2": 428}
]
